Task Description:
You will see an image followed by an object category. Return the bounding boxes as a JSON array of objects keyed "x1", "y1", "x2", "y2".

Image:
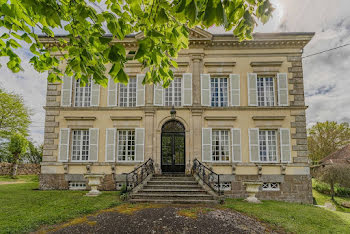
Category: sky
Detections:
[{"x1": 0, "y1": 0, "x2": 349, "y2": 144}]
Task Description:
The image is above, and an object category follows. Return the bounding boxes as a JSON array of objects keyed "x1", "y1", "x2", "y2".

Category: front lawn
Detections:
[
  {"x1": 0, "y1": 175, "x2": 121, "y2": 233},
  {"x1": 224, "y1": 198, "x2": 350, "y2": 233}
]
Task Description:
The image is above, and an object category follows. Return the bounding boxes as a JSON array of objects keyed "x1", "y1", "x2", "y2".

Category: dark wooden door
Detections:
[{"x1": 161, "y1": 132, "x2": 185, "y2": 173}]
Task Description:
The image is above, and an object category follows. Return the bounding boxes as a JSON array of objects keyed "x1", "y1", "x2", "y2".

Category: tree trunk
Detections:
[
  {"x1": 11, "y1": 154, "x2": 19, "y2": 179},
  {"x1": 330, "y1": 181, "x2": 335, "y2": 201}
]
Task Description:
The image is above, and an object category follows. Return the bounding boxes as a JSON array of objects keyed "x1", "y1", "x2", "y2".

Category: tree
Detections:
[
  {"x1": 23, "y1": 142, "x2": 43, "y2": 164},
  {"x1": 315, "y1": 164, "x2": 350, "y2": 200},
  {"x1": 0, "y1": 0, "x2": 273, "y2": 87},
  {"x1": 0, "y1": 88, "x2": 30, "y2": 138},
  {"x1": 308, "y1": 121, "x2": 350, "y2": 162},
  {"x1": 8, "y1": 132, "x2": 28, "y2": 178}
]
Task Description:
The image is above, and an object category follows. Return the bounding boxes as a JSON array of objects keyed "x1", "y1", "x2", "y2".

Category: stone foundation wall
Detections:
[
  {"x1": 39, "y1": 173, "x2": 116, "y2": 190},
  {"x1": 227, "y1": 174, "x2": 313, "y2": 204},
  {"x1": 0, "y1": 163, "x2": 41, "y2": 175}
]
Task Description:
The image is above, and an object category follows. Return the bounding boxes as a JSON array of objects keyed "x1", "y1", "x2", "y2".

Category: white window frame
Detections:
[
  {"x1": 74, "y1": 78, "x2": 91, "y2": 107},
  {"x1": 164, "y1": 77, "x2": 182, "y2": 107},
  {"x1": 258, "y1": 130, "x2": 278, "y2": 163},
  {"x1": 119, "y1": 78, "x2": 137, "y2": 107},
  {"x1": 69, "y1": 182, "x2": 87, "y2": 190},
  {"x1": 211, "y1": 129, "x2": 230, "y2": 162},
  {"x1": 71, "y1": 129, "x2": 90, "y2": 162},
  {"x1": 262, "y1": 182, "x2": 280, "y2": 191},
  {"x1": 257, "y1": 76, "x2": 275, "y2": 107},
  {"x1": 116, "y1": 129, "x2": 136, "y2": 162},
  {"x1": 210, "y1": 77, "x2": 228, "y2": 107}
]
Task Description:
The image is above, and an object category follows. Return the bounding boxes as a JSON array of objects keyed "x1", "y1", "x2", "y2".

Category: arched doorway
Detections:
[{"x1": 161, "y1": 120, "x2": 185, "y2": 173}]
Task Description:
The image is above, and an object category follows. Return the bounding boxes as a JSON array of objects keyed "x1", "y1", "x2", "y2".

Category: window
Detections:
[
  {"x1": 117, "y1": 130, "x2": 135, "y2": 161},
  {"x1": 164, "y1": 78, "x2": 182, "y2": 106},
  {"x1": 119, "y1": 78, "x2": 136, "y2": 107},
  {"x1": 211, "y1": 78, "x2": 228, "y2": 107},
  {"x1": 262, "y1": 182, "x2": 280, "y2": 191},
  {"x1": 257, "y1": 77, "x2": 275, "y2": 106},
  {"x1": 259, "y1": 130, "x2": 277, "y2": 162},
  {"x1": 212, "y1": 130, "x2": 230, "y2": 162},
  {"x1": 214, "y1": 182, "x2": 232, "y2": 191},
  {"x1": 74, "y1": 79, "x2": 91, "y2": 107},
  {"x1": 71, "y1": 130, "x2": 89, "y2": 161},
  {"x1": 69, "y1": 182, "x2": 86, "y2": 190}
]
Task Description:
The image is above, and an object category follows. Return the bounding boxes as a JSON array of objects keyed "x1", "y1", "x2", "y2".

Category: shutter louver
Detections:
[
  {"x1": 105, "y1": 128, "x2": 116, "y2": 162},
  {"x1": 201, "y1": 74, "x2": 211, "y2": 106},
  {"x1": 277, "y1": 73, "x2": 289, "y2": 106},
  {"x1": 89, "y1": 128, "x2": 99, "y2": 162},
  {"x1": 280, "y1": 128, "x2": 292, "y2": 163},
  {"x1": 90, "y1": 79, "x2": 100, "y2": 106},
  {"x1": 182, "y1": 73, "x2": 192, "y2": 106},
  {"x1": 153, "y1": 83, "x2": 164, "y2": 106},
  {"x1": 136, "y1": 74, "x2": 145, "y2": 106},
  {"x1": 135, "y1": 128, "x2": 144, "y2": 162},
  {"x1": 107, "y1": 77, "x2": 118, "y2": 106},
  {"x1": 58, "y1": 128, "x2": 70, "y2": 162},
  {"x1": 249, "y1": 128, "x2": 259, "y2": 162},
  {"x1": 231, "y1": 128, "x2": 241, "y2": 162},
  {"x1": 230, "y1": 74, "x2": 240, "y2": 106},
  {"x1": 202, "y1": 128, "x2": 212, "y2": 162},
  {"x1": 248, "y1": 73, "x2": 258, "y2": 106},
  {"x1": 61, "y1": 76, "x2": 72, "y2": 106}
]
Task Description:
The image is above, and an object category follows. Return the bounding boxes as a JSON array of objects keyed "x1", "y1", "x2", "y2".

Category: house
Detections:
[
  {"x1": 39, "y1": 28, "x2": 314, "y2": 203},
  {"x1": 320, "y1": 144, "x2": 350, "y2": 165}
]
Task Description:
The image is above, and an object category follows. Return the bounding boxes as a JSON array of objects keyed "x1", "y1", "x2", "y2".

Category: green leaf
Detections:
[
  {"x1": 116, "y1": 68, "x2": 128, "y2": 84},
  {"x1": 203, "y1": 0, "x2": 215, "y2": 27},
  {"x1": 185, "y1": 0, "x2": 197, "y2": 25},
  {"x1": 175, "y1": 0, "x2": 187, "y2": 13}
]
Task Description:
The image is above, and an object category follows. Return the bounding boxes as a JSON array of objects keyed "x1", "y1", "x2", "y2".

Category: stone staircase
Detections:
[{"x1": 129, "y1": 174, "x2": 218, "y2": 204}]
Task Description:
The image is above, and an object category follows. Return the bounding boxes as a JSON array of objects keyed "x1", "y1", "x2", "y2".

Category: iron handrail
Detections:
[
  {"x1": 123, "y1": 158, "x2": 155, "y2": 193},
  {"x1": 191, "y1": 158, "x2": 222, "y2": 195}
]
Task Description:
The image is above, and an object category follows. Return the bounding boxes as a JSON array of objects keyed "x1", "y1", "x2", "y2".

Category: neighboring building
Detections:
[
  {"x1": 320, "y1": 144, "x2": 350, "y2": 165},
  {"x1": 39, "y1": 28, "x2": 314, "y2": 203}
]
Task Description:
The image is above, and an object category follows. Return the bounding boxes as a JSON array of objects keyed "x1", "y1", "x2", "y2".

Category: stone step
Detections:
[
  {"x1": 143, "y1": 184, "x2": 202, "y2": 190},
  {"x1": 147, "y1": 180, "x2": 198, "y2": 185},
  {"x1": 129, "y1": 199, "x2": 218, "y2": 204},
  {"x1": 140, "y1": 189, "x2": 207, "y2": 194},
  {"x1": 131, "y1": 193, "x2": 215, "y2": 200},
  {"x1": 150, "y1": 176, "x2": 195, "y2": 181},
  {"x1": 153, "y1": 174, "x2": 189, "y2": 177}
]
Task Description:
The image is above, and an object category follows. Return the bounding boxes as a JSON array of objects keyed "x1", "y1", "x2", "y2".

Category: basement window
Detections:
[
  {"x1": 116, "y1": 182, "x2": 134, "y2": 191},
  {"x1": 214, "y1": 182, "x2": 232, "y2": 191},
  {"x1": 69, "y1": 182, "x2": 86, "y2": 190},
  {"x1": 262, "y1": 182, "x2": 280, "y2": 191}
]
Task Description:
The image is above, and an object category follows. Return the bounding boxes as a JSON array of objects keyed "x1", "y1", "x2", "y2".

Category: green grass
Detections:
[
  {"x1": 224, "y1": 198, "x2": 350, "y2": 233},
  {"x1": 0, "y1": 175, "x2": 38, "y2": 182},
  {"x1": 313, "y1": 189, "x2": 350, "y2": 213},
  {"x1": 0, "y1": 175, "x2": 121, "y2": 233}
]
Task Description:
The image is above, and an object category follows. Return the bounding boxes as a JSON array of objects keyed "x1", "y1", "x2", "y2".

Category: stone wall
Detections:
[
  {"x1": 228, "y1": 174, "x2": 313, "y2": 204},
  {"x1": 0, "y1": 163, "x2": 41, "y2": 175}
]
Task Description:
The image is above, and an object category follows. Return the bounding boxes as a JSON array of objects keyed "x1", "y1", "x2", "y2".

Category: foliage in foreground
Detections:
[
  {"x1": 0, "y1": 0, "x2": 273, "y2": 87},
  {"x1": 0, "y1": 177, "x2": 120, "y2": 233},
  {"x1": 308, "y1": 121, "x2": 350, "y2": 162},
  {"x1": 8, "y1": 132, "x2": 28, "y2": 178},
  {"x1": 224, "y1": 198, "x2": 350, "y2": 233}
]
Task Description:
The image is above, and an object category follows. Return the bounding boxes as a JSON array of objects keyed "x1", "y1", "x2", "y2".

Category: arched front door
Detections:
[{"x1": 161, "y1": 120, "x2": 185, "y2": 173}]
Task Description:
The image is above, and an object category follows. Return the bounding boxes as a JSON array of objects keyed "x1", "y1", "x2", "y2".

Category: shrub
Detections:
[{"x1": 313, "y1": 179, "x2": 350, "y2": 198}]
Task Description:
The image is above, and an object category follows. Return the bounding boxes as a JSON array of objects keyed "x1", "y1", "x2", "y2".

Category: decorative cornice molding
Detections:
[
  {"x1": 204, "y1": 62, "x2": 236, "y2": 67},
  {"x1": 110, "y1": 116, "x2": 142, "y2": 121},
  {"x1": 204, "y1": 116, "x2": 237, "y2": 121},
  {"x1": 252, "y1": 116, "x2": 286, "y2": 120},
  {"x1": 64, "y1": 116, "x2": 96, "y2": 121},
  {"x1": 250, "y1": 61, "x2": 283, "y2": 67}
]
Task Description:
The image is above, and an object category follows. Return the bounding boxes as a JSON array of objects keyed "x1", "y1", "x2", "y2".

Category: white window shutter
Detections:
[
  {"x1": 230, "y1": 74, "x2": 240, "y2": 106},
  {"x1": 202, "y1": 128, "x2": 212, "y2": 162},
  {"x1": 105, "y1": 128, "x2": 116, "y2": 162},
  {"x1": 249, "y1": 128, "x2": 259, "y2": 162},
  {"x1": 231, "y1": 128, "x2": 241, "y2": 162},
  {"x1": 61, "y1": 76, "x2": 72, "y2": 106},
  {"x1": 153, "y1": 83, "x2": 164, "y2": 106},
  {"x1": 182, "y1": 73, "x2": 192, "y2": 106},
  {"x1": 280, "y1": 128, "x2": 291, "y2": 163},
  {"x1": 58, "y1": 128, "x2": 70, "y2": 162},
  {"x1": 90, "y1": 79, "x2": 100, "y2": 106},
  {"x1": 201, "y1": 74, "x2": 211, "y2": 106},
  {"x1": 136, "y1": 74, "x2": 145, "y2": 106},
  {"x1": 277, "y1": 73, "x2": 289, "y2": 106},
  {"x1": 89, "y1": 128, "x2": 99, "y2": 162},
  {"x1": 248, "y1": 73, "x2": 258, "y2": 106},
  {"x1": 135, "y1": 128, "x2": 144, "y2": 162},
  {"x1": 107, "y1": 77, "x2": 118, "y2": 106}
]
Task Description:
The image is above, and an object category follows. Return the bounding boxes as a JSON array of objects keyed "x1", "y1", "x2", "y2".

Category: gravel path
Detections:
[{"x1": 37, "y1": 204, "x2": 281, "y2": 234}]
